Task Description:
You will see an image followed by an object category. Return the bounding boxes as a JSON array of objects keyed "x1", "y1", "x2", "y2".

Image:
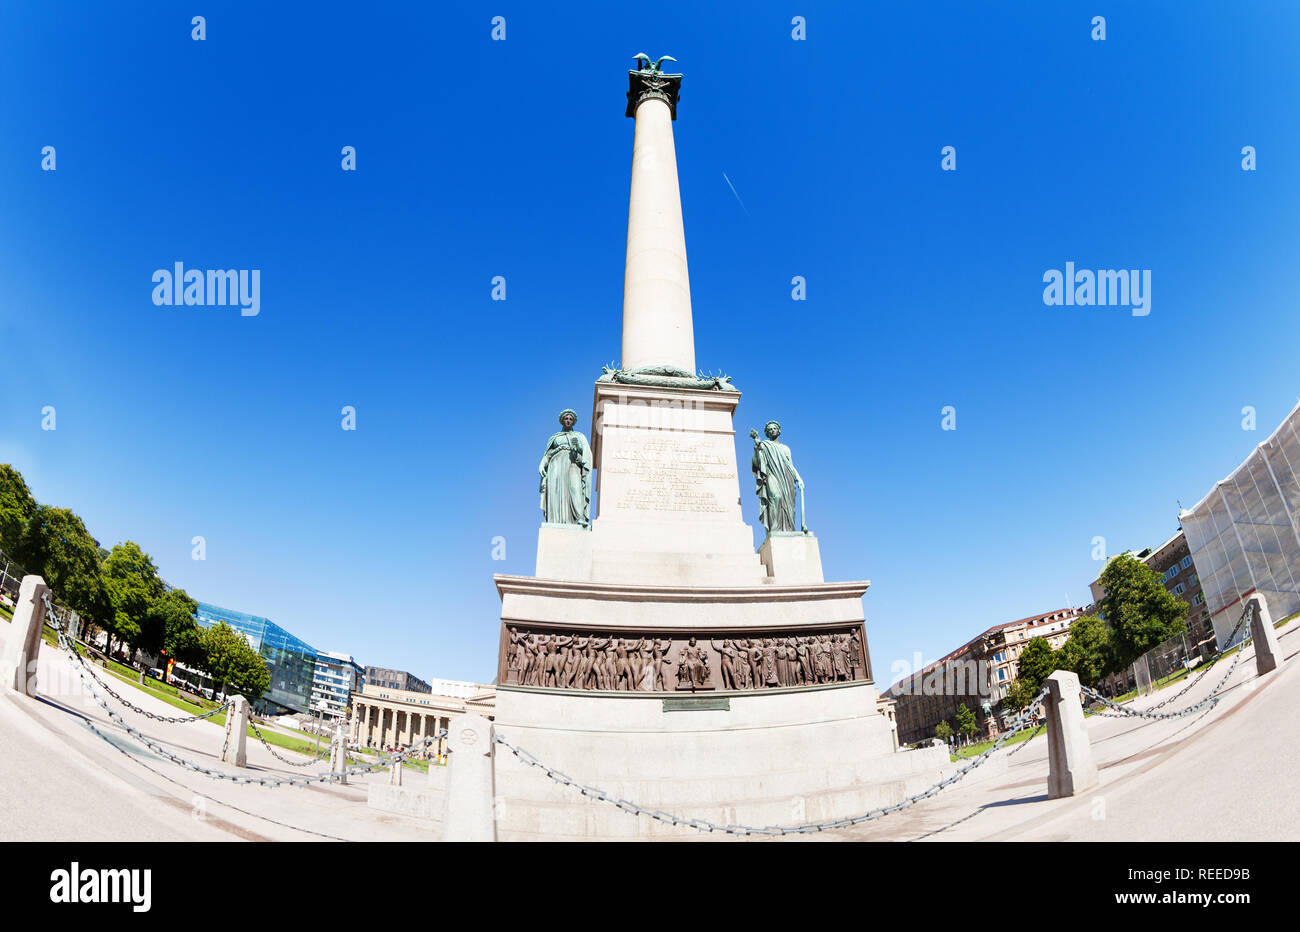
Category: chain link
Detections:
[
  {"x1": 246, "y1": 717, "x2": 331, "y2": 767},
  {"x1": 1079, "y1": 613, "x2": 1252, "y2": 722},
  {"x1": 493, "y1": 684, "x2": 1052, "y2": 837}
]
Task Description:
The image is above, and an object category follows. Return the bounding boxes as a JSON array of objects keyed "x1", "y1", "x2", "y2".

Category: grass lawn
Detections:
[{"x1": 951, "y1": 725, "x2": 1043, "y2": 761}]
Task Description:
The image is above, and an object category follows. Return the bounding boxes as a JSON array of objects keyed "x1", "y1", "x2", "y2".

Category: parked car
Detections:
[{"x1": 147, "y1": 668, "x2": 165, "y2": 681}]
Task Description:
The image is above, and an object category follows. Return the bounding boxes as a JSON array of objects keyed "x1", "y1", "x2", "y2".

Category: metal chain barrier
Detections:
[
  {"x1": 1079, "y1": 622, "x2": 1252, "y2": 722},
  {"x1": 247, "y1": 717, "x2": 331, "y2": 767},
  {"x1": 39, "y1": 592, "x2": 235, "y2": 724},
  {"x1": 40, "y1": 595, "x2": 446, "y2": 786},
  {"x1": 492, "y1": 685, "x2": 1052, "y2": 837},
  {"x1": 1145, "y1": 601, "x2": 1252, "y2": 711}
]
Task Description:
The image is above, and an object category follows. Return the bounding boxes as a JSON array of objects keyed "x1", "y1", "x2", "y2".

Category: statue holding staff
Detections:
[
  {"x1": 749, "y1": 420, "x2": 805, "y2": 534},
  {"x1": 539, "y1": 409, "x2": 593, "y2": 527}
]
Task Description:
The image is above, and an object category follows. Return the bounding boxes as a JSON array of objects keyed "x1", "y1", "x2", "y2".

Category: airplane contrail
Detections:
[{"x1": 722, "y1": 172, "x2": 748, "y2": 214}]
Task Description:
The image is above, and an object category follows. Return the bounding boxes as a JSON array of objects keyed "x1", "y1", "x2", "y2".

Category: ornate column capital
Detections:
[{"x1": 626, "y1": 68, "x2": 682, "y2": 120}]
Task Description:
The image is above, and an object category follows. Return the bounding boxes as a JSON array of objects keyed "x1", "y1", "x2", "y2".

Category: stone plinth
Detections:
[
  {"x1": 536, "y1": 525, "x2": 592, "y2": 580},
  {"x1": 758, "y1": 534, "x2": 824, "y2": 585},
  {"x1": 1044, "y1": 670, "x2": 1098, "y2": 799},
  {"x1": 441, "y1": 714, "x2": 496, "y2": 842},
  {"x1": 1247, "y1": 593, "x2": 1283, "y2": 675},
  {"x1": 221, "y1": 695, "x2": 250, "y2": 768},
  {"x1": 1, "y1": 575, "x2": 48, "y2": 695},
  {"x1": 586, "y1": 382, "x2": 765, "y2": 586},
  {"x1": 493, "y1": 683, "x2": 947, "y2": 839}
]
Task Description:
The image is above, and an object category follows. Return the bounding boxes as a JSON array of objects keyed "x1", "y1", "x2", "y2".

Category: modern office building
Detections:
[
  {"x1": 364, "y1": 666, "x2": 431, "y2": 694},
  {"x1": 1181, "y1": 401, "x2": 1300, "y2": 650},
  {"x1": 194, "y1": 602, "x2": 318, "y2": 715},
  {"x1": 311, "y1": 651, "x2": 365, "y2": 721}
]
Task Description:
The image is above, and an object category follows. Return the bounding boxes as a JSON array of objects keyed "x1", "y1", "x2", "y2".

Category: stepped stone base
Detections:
[{"x1": 491, "y1": 682, "x2": 949, "y2": 840}]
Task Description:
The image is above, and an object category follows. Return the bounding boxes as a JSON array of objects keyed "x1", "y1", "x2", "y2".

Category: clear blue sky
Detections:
[{"x1": 3, "y1": 2, "x2": 1299, "y2": 688}]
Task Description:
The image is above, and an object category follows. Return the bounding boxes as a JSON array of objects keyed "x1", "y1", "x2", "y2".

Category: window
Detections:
[
  {"x1": 1181, "y1": 555, "x2": 1193, "y2": 570},
  {"x1": 998, "y1": 669, "x2": 1007, "y2": 681},
  {"x1": 993, "y1": 652, "x2": 1006, "y2": 663},
  {"x1": 1173, "y1": 583, "x2": 1186, "y2": 596}
]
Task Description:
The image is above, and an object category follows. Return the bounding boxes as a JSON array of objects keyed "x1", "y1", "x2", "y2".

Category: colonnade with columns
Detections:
[{"x1": 350, "y1": 700, "x2": 452, "y2": 757}]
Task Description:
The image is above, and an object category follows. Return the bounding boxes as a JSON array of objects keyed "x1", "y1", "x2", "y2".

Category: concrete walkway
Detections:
[
  {"x1": 1, "y1": 618, "x2": 1295, "y2": 841},
  {"x1": 830, "y1": 617, "x2": 1300, "y2": 841}
]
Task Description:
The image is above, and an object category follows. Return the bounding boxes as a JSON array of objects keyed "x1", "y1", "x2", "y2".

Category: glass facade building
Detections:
[
  {"x1": 1181, "y1": 402, "x2": 1300, "y2": 650},
  {"x1": 195, "y1": 602, "x2": 318, "y2": 715}
]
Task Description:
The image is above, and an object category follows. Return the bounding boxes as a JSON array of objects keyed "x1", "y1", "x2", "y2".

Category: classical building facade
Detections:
[
  {"x1": 350, "y1": 680, "x2": 495, "y2": 755},
  {"x1": 884, "y1": 607, "x2": 1084, "y2": 745}
]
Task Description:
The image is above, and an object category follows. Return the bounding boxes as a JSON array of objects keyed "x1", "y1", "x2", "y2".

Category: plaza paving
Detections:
[{"x1": 1, "y1": 617, "x2": 1296, "y2": 842}]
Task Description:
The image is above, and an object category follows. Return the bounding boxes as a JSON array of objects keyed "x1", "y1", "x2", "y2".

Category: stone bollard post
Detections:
[
  {"x1": 220, "y1": 695, "x2": 250, "y2": 767},
  {"x1": 330, "y1": 726, "x2": 348, "y2": 785},
  {"x1": 441, "y1": 714, "x2": 495, "y2": 842},
  {"x1": 1247, "y1": 593, "x2": 1283, "y2": 676},
  {"x1": 1043, "y1": 670, "x2": 1098, "y2": 799},
  {"x1": 0, "y1": 576, "x2": 49, "y2": 696}
]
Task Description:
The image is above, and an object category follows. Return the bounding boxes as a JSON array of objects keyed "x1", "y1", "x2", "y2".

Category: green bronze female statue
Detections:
[
  {"x1": 750, "y1": 420, "x2": 804, "y2": 534},
  {"x1": 539, "y1": 409, "x2": 592, "y2": 527}
]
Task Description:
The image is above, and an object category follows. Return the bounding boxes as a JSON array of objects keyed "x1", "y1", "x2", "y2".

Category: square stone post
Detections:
[
  {"x1": 0, "y1": 575, "x2": 48, "y2": 695},
  {"x1": 1247, "y1": 593, "x2": 1283, "y2": 675},
  {"x1": 441, "y1": 714, "x2": 495, "y2": 841},
  {"x1": 221, "y1": 695, "x2": 250, "y2": 767},
  {"x1": 330, "y1": 725, "x2": 348, "y2": 785},
  {"x1": 1044, "y1": 670, "x2": 1098, "y2": 799}
]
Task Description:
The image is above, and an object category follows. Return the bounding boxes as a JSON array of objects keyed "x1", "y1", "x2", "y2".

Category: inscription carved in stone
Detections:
[{"x1": 603, "y1": 434, "x2": 735, "y2": 514}]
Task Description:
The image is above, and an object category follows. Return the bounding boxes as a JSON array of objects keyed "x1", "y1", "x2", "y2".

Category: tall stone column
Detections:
[{"x1": 621, "y1": 64, "x2": 693, "y2": 374}]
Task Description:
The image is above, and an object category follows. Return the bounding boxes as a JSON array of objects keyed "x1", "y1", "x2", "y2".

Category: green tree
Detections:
[
  {"x1": 199, "y1": 622, "x2": 271, "y2": 705},
  {"x1": 955, "y1": 703, "x2": 978, "y2": 743},
  {"x1": 1056, "y1": 613, "x2": 1114, "y2": 685},
  {"x1": 0, "y1": 464, "x2": 38, "y2": 555},
  {"x1": 140, "y1": 588, "x2": 202, "y2": 665},
  {"x1": 101, "y1": 542, "x2": 164, "y2": 657},
  {"x1": 1002, "y1": 637, "x2": 1061, "y2": 710},
  {"x1": 15, "y1": 505, "x2": 109, "y2": 623},
  {"x1": 934, "y1": 720, "x2": 953, "y2": 742},
  {"x1": 1097, "y1": 553, "x2": 1188, "y2": 669}
]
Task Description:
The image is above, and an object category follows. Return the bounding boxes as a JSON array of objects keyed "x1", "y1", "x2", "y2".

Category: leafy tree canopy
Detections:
[
  {"x1": 140, "y1": 588, "x2": 201, "y2": 663},
  {"x1": 1056, "y1": 613, "x2": 1115, "y2": 684},
  {"x1": 1097, "y1": 553, "x2": 1188, "y2": 669},
  {"x1": 101, "y1": 542, "x2": 164, "y2": 649},
  {"x1": 16, "y1": 505, "x2": 108, "y2": 622},
  {"x1": 199, "y1": 622, "x2": 271, "y2": 704},
  {"x1": 934, "y1": 720, "x2": 953, "y2": 741},
  {"x1": 955, "y1": 703, "x2": 978, "y2": 738},
  {"x1": 0, "y1": 464, "x2": 37, "y2": 555}
]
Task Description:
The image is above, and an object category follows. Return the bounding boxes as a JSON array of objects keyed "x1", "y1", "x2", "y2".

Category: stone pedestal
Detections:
[
  {"x1": 221, "y1": 695, "x2": 250, "y2": 768},
  {"x1": 759, "y1": 534, "x2": 823, "y2": 584},
  {"x1": 535, "y1": 525, "x2": 593, "y2": 581},
  {"x1": 0, "y1": 575, "x2": 47, "y2": 696},
  {"x1": 1044, "y1": 671, "x2": 1098, "y2": 799},
  {"x1": 330, "y1": 728, "x2": 348, "y2": 785},
  {"x1": 1247, "y1": 593, "x2": 1283, "y2": 675},
  {"x1": 441, "y1": 714, "x2": 495, "y2": 842}
]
